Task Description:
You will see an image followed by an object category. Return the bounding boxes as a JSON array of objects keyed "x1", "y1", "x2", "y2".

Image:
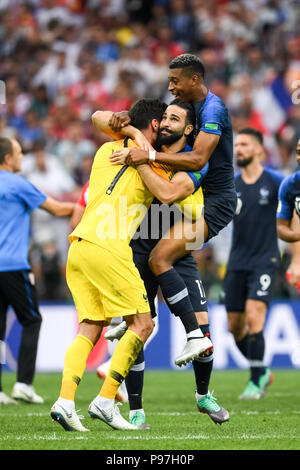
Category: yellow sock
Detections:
[
  {"x1": 100, "y1": 329, "x2": 143, "y2": 399},
  {"x1": 59, "y1": 334, "x2": 93, "y2": 401}
]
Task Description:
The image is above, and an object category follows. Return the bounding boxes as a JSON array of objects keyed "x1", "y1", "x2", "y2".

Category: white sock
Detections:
[
  {"x1": 129, "y1": 409, "x2": 145, "y2": 419},
  {"x1": 196, "y1": 391, "x2": 209, "y2": 400},
  {"x1": 187, "y1": 329, "x2": 203, "y2": 340},
  {"x1": 96, "y1": 395, "x2": 114, "y2": 409},
  {"x1": 57, "y1": 397, "x2": 75, "y2": 410}
]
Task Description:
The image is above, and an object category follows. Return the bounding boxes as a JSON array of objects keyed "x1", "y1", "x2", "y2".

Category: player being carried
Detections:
[{"x1": 109, "y1": 54, "x2": 237, "y2": 353}]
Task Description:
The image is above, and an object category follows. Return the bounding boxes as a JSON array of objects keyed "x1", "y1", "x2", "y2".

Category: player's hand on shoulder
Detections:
[
  {"x1": 110, "y1": 148, "x2": 149, "y2": 167},
  {"x1": 110, "y1": 148, "x2": 130, "y2": 165},
  {"x1": 126, "y1": 148, "x2": 149, "y2": 166}
]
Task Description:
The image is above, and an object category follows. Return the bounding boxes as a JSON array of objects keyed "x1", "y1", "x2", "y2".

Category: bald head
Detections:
[{"x1": 0, "y1": 137, "x2": 23, "y2": 173}]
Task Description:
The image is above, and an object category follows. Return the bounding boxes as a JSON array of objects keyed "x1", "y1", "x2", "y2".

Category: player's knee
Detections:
[
  {"x1": 148, "y1": 252, "x2": 169, "y2": 276},
  {"x1": 246, "y1": 309, "x2": 265, "y2": 333},
  {"x1": 142, "y1": 316, "x2": 154, "y2": 338},
  {"x1": 138, "y1": 315, "x2": 154, "y2": 341},
  {"x1": 228, "y1": 320, "x2": 244, "y2": 340}
]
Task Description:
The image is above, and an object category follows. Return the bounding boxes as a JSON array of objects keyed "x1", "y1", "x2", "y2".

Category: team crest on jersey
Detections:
[
  {"x1": 259, "y1": 187, "x2": 270, "y2": 205},
  {"x1": 295, "y1": 196, "x2": 300, "y2": 217}
]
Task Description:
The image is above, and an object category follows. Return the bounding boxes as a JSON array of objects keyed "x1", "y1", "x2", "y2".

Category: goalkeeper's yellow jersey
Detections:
[{"x1": 70, "y1": 137, "x2": 203, "y2": 255}]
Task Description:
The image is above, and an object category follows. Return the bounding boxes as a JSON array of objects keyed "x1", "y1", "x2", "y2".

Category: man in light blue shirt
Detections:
[{"x1": 0, "y1": 137, "x2": 74, "y2": 405}]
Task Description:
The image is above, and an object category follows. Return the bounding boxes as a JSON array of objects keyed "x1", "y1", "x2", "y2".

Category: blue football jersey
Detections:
[
  {"x1": 193, "y1": 90, "x2": 235, "y2": 196},
  {"x1": 277, "y1": 170, "x2": 300, "y2": 220},
  {"x1": 227, "y1": 168, "x2": 285, "y2": 270}
]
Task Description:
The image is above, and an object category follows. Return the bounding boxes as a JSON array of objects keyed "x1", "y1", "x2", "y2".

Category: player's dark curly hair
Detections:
[
  {"x1": 169, "y1": 53, "x2": 205, "y2": 79},
  {"x1": 0, "y1": 137, "x2": 13, "y2": 164},
  {"x1": 238, "y1": 127, "x2": 263, "y2": 145},
  {"x1": 129, "y1": 99, "x2": 167, "y2": 130},
  {"x1": 169, "y1": 99, "x2": 196, "y2": 128}
]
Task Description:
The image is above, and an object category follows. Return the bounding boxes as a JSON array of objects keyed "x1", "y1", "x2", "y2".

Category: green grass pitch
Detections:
[{"x1": 0, "y1": 369, "x2": 299, "y2": 451}]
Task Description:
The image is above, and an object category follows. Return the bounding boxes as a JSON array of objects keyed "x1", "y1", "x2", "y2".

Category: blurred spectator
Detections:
[
  {"x1": 17, "y1": 108, "x2": 43, "y2": 152},
  {"x1": 33, "y1": 50, "x2": 81, "y2": 98},
  {"x1": 94, "y1": 27, "x2": 119, "y2": 62},
  {"x1": 169, "y1": 0, "x2": 196, "y2": 50},
  {"x1": 55, "y1": 121, "x2": 96, "y2": 175},
  {"x1": 68, "y1": 62, "x2": 109, "y2": 118},
  {"x1": 35, "y1": 0, "x2": 77, "y2": 32},
  {"x1": 149, "y1": 21, "x2": 185, "y2": 62},
  {"x1": 30, "y1": 85, "x2": 50, "y2": 118}
]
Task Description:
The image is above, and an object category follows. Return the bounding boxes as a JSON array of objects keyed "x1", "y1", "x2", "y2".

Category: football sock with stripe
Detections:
[
  {"x1": 125, "y1": 348, "x2": 145, "y2": 411},
  {"x1": 235, "y1": 333, "x2": 249, "y2": 359},
  {"x1": 59, "y1": 334, "x2": 93, "y2": 401},
  {"x1": 156, "y1": 268, "x2": 204, "y2": 338},
  {"x1": 248, "y1": 331, "x2": 266, "y2": 385},
  {"x1": 100, "y1": 329, "x2": 143, "y2": 400},
  {"x1": 192, "y1": 324, "x2": 213, "y2": 395}
]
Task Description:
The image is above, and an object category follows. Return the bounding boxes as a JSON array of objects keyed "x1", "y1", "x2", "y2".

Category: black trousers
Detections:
[{"x1": 0, "y1": 270, "x2": 42, "y2": 389}]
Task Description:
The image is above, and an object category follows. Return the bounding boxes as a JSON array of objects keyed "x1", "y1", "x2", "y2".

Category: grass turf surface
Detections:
[{"x1": 0, "y1": 369, "x2": 299, "y2": 451}]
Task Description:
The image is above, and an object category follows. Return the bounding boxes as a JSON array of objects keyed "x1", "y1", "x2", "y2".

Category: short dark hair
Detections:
[
  {"x1": 169, "y1": 99, "x2": 196, "y2": 127},
  {"x1": 0, "y1": 137, "x2": 13, "y2": 164},
  {"x1": 237, "y1": 127, "x2": 263, "y2": 145},
  {"x1": 129, "y1": 99, "x2": 167, "y2": 130},
  {"x1": 169, "y1": 53, "x2": 205, "y2": 79}
]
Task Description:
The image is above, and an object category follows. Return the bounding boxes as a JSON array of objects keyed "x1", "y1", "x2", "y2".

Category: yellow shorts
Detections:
[{"x1": 66, "y1": 238, "x2": 150, "y2": 324}]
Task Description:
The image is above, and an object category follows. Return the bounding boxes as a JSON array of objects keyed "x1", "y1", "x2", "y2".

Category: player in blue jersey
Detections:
[
  {"x1": 277, "y1": 139, "x2": 300, "y2": 243},
  {"x1": 222, "y1": 128, "x2": 285, "y2": 399},
  {"x1": 0, "y1": 137, "x2": 75, "y2": 405},
  {"x1": 277, "y1": 138, "x2": 300, "y2": 291},
  {"x1": 109, "y1": 53, "x2": 236, "y2": 375}
]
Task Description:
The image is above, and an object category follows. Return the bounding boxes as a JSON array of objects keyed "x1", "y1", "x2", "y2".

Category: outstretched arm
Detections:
[
  {"x1": 92, "y1": 110, "x2": 152, "y2": 151},
  {"x1": 111, "y1": 131, "x2": 220, "y2": 171},
  {"x1": 40, "y1": 197, "x2": 75, "y2": 217}
]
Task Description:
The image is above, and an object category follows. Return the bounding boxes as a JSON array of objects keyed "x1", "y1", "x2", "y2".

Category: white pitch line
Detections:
[
  {"x1": 0, "y1": 433, "x2": 88, "y2": 441},
  {"x1": 0, "y1": 410, "x2": 300, "y2": 418},
  {"x1": 0, "y1": 433, "x2": 299, "y2": 442}
]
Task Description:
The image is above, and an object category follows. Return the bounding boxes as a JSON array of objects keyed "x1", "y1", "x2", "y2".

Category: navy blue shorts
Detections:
[
  {"x1": 0, "y1": 270, "x2": 42, "y2": 342},
  {"x1": 133, "y1": 251, "x2": 208, "y2": 318},
  {"x1": 204, "y1": 192, "x2": 237, "y2": 241},
  {"x1": 222, "y1": 267, "x2": 277, "y2": 312}
]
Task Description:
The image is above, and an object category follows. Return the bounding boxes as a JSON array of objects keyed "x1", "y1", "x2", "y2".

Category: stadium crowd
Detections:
[{"x1": 0, "y1": 0, "x2": 299, "y2": 301}]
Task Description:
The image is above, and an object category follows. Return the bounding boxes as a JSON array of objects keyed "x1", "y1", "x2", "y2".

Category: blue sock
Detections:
[
  {"x1": 248, "y1": 331, "x2": 266, "y2": 385},
  {"x1": 193, "y1": 324, "x2": 213, "y2": 395},
  {"x1": 235, "y1": 333, "x2": 249, "y2": 358},
  {"x1": 125, "y1": 348, "x2": 145, "y2": 411},
  {"x1": 156, "y1": 268, "x2": 202, "y2": 335}
]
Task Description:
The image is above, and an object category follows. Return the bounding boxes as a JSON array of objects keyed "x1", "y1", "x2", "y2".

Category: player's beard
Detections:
[
  {"x1": 157, "y1": 127, "x2": 184, "y2": 146},
  {"x1": 236, "y1": 155, "x2": 253, "y2": 167}
]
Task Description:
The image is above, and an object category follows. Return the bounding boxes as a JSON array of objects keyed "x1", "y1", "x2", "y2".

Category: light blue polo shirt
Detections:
[{"x1": 0, "y1": 170, "x2": 47, "y2": 271}]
